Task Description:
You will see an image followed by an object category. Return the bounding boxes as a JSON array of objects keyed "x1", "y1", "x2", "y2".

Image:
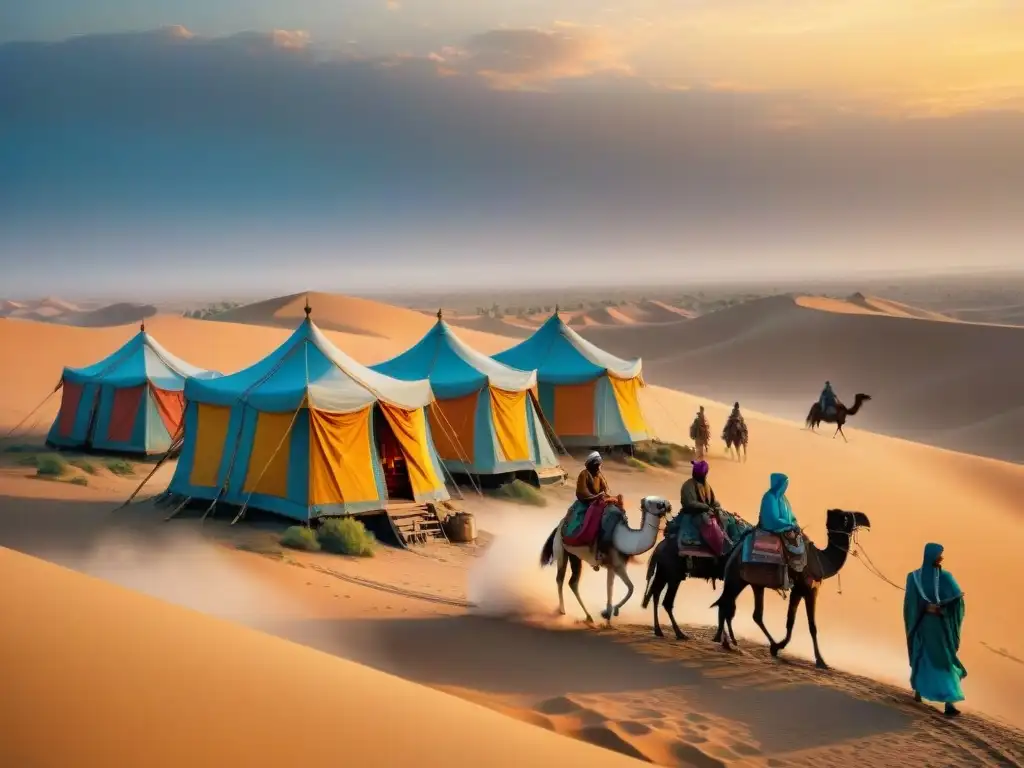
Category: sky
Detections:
[{"x1": 1, "y1": 1, "x2": 1023, "y2": 298}]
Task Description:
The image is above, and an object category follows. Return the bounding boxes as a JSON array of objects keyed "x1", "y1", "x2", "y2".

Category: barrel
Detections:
[{"x1": 444, "y1": 512, "x2": 477, "y2": 543}]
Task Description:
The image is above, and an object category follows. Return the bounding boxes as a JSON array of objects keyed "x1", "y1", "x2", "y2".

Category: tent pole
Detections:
[{"x1": 164, "y1": 495, "x2": 192, "y2": 521}]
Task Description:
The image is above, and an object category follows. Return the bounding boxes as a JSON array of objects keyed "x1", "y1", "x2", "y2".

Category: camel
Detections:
[
  {"x1": 540, "y1": 496, "x2": 672, "y2": 624},
  {"x1": 805, "y1": 393, "x2": 872, "y2": 442},
  {"x1": 722, "y1": 417, "x2": 748, "y2": 462},
  {"x1": 642, "y1": 536, "x2": 735, "y2": 643},
  {"x1": 712, "y1": 508, "x2": 871, "y2": 669}
]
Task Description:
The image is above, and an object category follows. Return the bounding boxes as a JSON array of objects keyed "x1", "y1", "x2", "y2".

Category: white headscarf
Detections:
[{"x1": 585, "y1": 451, "x2": 602, "y2": 466}]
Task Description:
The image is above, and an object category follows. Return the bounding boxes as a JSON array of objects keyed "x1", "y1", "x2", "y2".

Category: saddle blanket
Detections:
[
  {"x1": 562, "y1": 499, "x2": 610, "y2": 547},
  {"x1": 743, "y1": 529, "x2": 807, "y2": 573}
]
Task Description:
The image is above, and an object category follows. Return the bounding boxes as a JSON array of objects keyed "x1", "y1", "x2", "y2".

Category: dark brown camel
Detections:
[
  {"x1": 722, "y1": 417, "x2": 748, "y2": 462},
  {"x1": 805, "y1": 393, "x2": 872, "y2": 442},
  {"x1": 642, "y1": 536, "x2": 736, "y2": 643},
  {"x1": 711, "y1": 508, "x2": 871, "y2": 669}
]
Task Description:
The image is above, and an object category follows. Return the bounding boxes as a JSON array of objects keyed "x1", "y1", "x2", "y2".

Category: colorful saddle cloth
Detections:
[{"x1": 562, "y1": 498, "x2": 610, "y2": 547}]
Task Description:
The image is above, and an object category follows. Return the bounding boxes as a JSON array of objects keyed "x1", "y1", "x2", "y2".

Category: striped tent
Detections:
[
  {"x1": 167, "y1": 315, "x2": 449, "y2": 522},
  {"x1": 46, "y1": 327, "x2": 219, "y2": 455},
  {"x1": 493, "y1": 311, "x2": 652, "y2": 447},
  {"x1": 372, "y1": 315, "x2": 561, "y2": 478}
]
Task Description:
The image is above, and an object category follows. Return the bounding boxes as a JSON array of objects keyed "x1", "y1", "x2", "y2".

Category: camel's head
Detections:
[
  {"x1": 825, "y1": 508, "x2": 871, "y2": 533},
  {"x1": 853, "y1": 393, "x2": 872, "y2": 403},
  {"x1": 641, "y1": 496, "x2": 672, "y2": 518}
]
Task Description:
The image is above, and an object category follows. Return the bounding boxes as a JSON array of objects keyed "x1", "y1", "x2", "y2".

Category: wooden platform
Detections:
[
  {"x1": 377, "y1": 502, "x2": 450, "y2": 549},
  {"x1": 535, "y1": 466, "x2": 569, "y2": 486}
]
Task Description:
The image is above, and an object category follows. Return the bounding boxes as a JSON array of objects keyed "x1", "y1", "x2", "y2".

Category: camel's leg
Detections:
[
  {"x1": 555, "y1": 543, "x2": 569, "y2": 616},
  {"x1": 601, "y1": 566, "x2": 615, "y2": 622},
  {"x1": 613, "y1": 564, "x2": 635, "y2": 617},
  {"x1": 742, "y1": 444, "x2": 747, "y2": 463},
  {"x1": 662, "y1": 579, "x2": 689, "y2": 641},
  {"x1": 714, "y1": 579, "x2": 747, "y2": 649},
  {"x1": 751, "y1": 585, "x2": 779, "y2": 649},
  {"x1": 567, "y1": 554, "x2": 593, "y2": 624},
  {"x1": 771, "y1": 586, "x2": 803, "y2": 657},
  {"x1": 649, "y1": 570, "x2": 666, "y2": 637},
  {"x1": 805, "y1": 584, "x2": 828, "y2": 669},
  {"x1": 834, "y1": 424, "x2": 847, "y2": 442}
]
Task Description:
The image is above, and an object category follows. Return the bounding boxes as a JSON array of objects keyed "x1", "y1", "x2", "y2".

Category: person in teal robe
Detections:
[
  {"x1": 903, "y1": 542, "x2": 967, "y2": 716},
  {"x1": 757, "y1": 472, "x2": 798, "y2": 533}
]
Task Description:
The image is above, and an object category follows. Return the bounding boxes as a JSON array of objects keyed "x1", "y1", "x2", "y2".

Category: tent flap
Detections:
[
  {"x1": 308, "y1": 407, "x2": 380, "y2": 507},
  {"x1": 150, "y1": 386, "x2": 186, "y2": 438},
  {"x1": 106, "y1": 386, "x2": 145, "y2": 443},
  {"x1": 380, "y1": 403, "x2": 444, "y2": 500},
  {"x1": 552, "y1": 380, "x2": 596, "y2": 437},
  {"x1": 242, "y1": 411, "x2": 294, "y2": 499},
  {"x1": 427, "y1": 393, "x2": 478, "y2": 462},
  {"x1": 609, "y1": 375, "x2": 649, "y2": 437},
  {"x1": 489, "y1": 388, "x2": 530, "y2": 462},
  {"x1": 56, "y1": 381, "x2": 83, "y2": 438},
  {"x1": 188, "y1": 404, "x2": 232, "y2": 489}
]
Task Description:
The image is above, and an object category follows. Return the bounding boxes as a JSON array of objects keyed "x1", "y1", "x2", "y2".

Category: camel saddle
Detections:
[{"x1": 742, "y1": 528, "x2": 807, "y2": 578}]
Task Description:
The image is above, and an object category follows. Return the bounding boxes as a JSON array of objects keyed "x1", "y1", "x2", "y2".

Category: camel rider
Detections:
[
  {"x1": 819, "y1": 381, "x2": 838, "y2": 417},
  {"x1": 678, "y1": 460, "x2": 730, "y2": 556},
  {"x1": 725, "y1": 402, "x2": 745, "y2": 432},
  {"x1": 758, "y1": 472, "x2": 799, "y2": 535},
  {"x1": 576, "y1": 452, "x2": 614, "y2": 565}
]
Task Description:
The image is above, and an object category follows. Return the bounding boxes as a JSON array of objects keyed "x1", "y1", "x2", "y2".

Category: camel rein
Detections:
[{"x1": 832, "y1": 529, "x2": 906, "y2": 594}]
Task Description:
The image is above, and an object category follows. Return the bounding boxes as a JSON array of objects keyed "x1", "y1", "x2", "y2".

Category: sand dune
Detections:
[
  {"x1": 798, "y1": 293, "x2": 955, "y2": 322},
  {"x1": 3, "y1": 295, "x2": 1024, "y2": 765},
  {"x1": 0, "y1": 547, "x2": 649, "y2": 768},
  {"x1": 0, "y1": 297, "x2": 157, "y2": 327},
  {"x1": 582, "y1": 294, "x2": 1024, "y2": 462}
]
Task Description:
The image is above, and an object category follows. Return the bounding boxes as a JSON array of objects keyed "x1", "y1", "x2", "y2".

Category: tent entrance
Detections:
[{"x1": 373, "y1": 406, "x2": 414, "y2": 502}]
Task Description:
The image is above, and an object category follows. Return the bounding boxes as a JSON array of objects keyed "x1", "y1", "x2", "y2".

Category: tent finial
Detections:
[
  {"x1": 304, "y1": 294, "x2": 312, "y2": 319},
  {"x1": 437, "y1": 308, "x2": 443, "y2": 320},
  {"x1": 140, "y1": 320, "x2": 146, "y2": 332},
  {"x1": 554, "y1": 304, "x2": 560, "y2": 316}
]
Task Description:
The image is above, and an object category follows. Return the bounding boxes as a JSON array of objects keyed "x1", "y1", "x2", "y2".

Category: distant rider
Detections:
[{"x1": 819, "y1": 381, "x2": 838, "y2": 417}]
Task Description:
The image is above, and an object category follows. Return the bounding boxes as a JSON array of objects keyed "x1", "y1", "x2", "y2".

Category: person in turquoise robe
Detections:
[
  {"x1": 757, "y1": 472, "x2": 798, "y2": 533},
  {"x1": 903, "y1": 542, "x2": 967, "y2": 716}
]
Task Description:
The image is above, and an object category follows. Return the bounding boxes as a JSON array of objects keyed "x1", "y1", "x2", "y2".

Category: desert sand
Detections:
[
  {"x1": 1, "y1": 291, "x2": 1023, "y2": 767},
  {"x1": 582, "y1": 293, "x2": 1024, "y2": 463}
]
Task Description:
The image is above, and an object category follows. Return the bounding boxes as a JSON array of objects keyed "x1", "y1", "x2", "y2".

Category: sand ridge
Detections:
[
  {"x1": 0, "y1": 546, "x2": 652, "y2": 768},
  {"x1": 2, "y1": 294, "x2": 1024, "y2": 766}
]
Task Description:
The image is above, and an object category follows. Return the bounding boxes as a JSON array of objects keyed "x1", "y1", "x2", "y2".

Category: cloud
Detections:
[
  {"x1": 456, "y1": 27, "x2": 631, "y2": 89},
  {"x1": 1, "y1": 27, "x2": 1023, "y2": 282}
]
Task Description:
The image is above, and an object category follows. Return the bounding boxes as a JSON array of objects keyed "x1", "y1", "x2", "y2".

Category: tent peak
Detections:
[
  {"x1": 436, "y1": 308, "x2": 443, "y2": 320},
  {"x1": 304, "y1": 294, "x2": 312, "y2": 319}
]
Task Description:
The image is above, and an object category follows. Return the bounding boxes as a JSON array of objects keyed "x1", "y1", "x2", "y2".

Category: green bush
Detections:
[
  {"x1": 624, "y1": 456, "x2": 647, "y2": 471},
  {"x1": 487, "y1": 479, "x2": 547, "y2": 507},
  {"x1": 317, "y1": 518, "x2": 376, "y2": 557},
  {"x1": 104, "y1": 459, "x2": 135, "y2": 476},
  {"x1": 16, "y1": 454, "x2": 42, "y2": 467},
  {"x1": 69, "y1": 458, "x2": 98, "y2": 475},
  {"x1": 34, "y1": 454, "x2": 69, "y2": 477},
  {"x1": 69, "y1": 476, "x2": 90, "y2": 487},
  {"x1": 280, "y1": 526, "x2": 321, "y2": 552}
]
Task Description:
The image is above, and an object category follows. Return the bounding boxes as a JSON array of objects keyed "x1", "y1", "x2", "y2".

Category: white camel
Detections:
[{"x1": 539, "y1": 496, "x2": 672, "y2": 624}]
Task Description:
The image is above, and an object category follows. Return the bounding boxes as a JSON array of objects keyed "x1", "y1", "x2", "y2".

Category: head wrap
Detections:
[
  {"x1": 691, "y1": 459, "x2": 709, "y2": 477},
  {"x1": 585, "y1": 451, "x2": 602, "y2": 466}
]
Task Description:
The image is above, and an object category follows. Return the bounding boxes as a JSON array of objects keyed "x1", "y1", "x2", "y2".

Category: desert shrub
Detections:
[
  {"x1": 632, "y1": 442, "x2": 694, "y2": 468},
  {"x1": 317, "y1": 518, "x2": 376, "y2": 557},
  {"x1": 34, "y1": 454, "x2": 68, "y2": 477},
  {"x1": 487, "y1": 479, "x2": 547, "y2": 507},
  {"x1": 280, "y1": 526, "x2": 321, "y2": 552},
  {"x1": 69, "y1": 476, "x2": 89, "y2": 487},
  {"x1": 624, "y1": 456, "x2": 647, "y2": 471},
  {"x1": 104, "y1": 459, "x2": 135, "y2": 476},
  {"x1": 69, "y1": 458, "x2": 98, "y2": 474}
]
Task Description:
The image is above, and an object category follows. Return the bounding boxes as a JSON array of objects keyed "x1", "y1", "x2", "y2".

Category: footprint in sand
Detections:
[
  {"x1": 685, "y1": 712, "x2": 710, "y2": 724},
  {"x1": 617, "y1": 720, "x2": 653, "y2": 736}
]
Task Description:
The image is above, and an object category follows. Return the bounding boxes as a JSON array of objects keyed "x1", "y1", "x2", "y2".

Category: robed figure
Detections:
[{"x1": 903, "y1": 542, "x2": 967, "y2": 717}]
